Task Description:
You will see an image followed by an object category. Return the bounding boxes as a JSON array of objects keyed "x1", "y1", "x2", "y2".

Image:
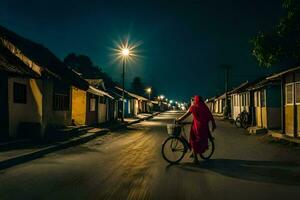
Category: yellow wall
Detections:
[
  {"x1": 262, "y1": 107, "x2": 267, "y2": 128},
  {"x1": 255, "y1": 107, "x2": 262, "y2": 127},
  {"x1": 71, "y1": 87, "x2": 86, "y2": 125},
  {"x1": 285, "y1": 105, "x2": 294, "y2": 137}
]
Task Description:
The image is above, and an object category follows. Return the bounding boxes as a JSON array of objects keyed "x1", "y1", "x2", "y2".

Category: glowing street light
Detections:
[
  {"x1": 112, "y1": 36, "x2": 142, "y2": 121},
  {"x1": 121, "y1": 48, "x2": 130, "y2": 56},
  {"x1": 146, "y1": 87, "x2": 152, "y2": 100},
  {"x1": 120, "y1": 47, "x2": 131, "y2": 122},
  {"x1": 160, "y1": 95, "x2": 165, "y2": 100}
]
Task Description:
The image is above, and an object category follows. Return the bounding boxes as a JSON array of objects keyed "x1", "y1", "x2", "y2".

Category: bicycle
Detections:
[
  {"x1": 235, "y1": 110, "x2": 250, "y2": 129},
  {"x1": 161, "y1": 122, "x2": 215, "y2": 164}
]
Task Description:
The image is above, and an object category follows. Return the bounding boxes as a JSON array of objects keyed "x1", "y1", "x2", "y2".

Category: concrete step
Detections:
[{"x1": 248, "y1": 126, "x2": 268, "y2": 135}]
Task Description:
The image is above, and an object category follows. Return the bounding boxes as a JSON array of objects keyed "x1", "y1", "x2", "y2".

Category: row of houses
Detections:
[
  {"x1": 0, "y1": 25, "x2": 157, "y2": 141},
  {"x1": 206, "y1": 66, "x2": 300, "y2": 138}
]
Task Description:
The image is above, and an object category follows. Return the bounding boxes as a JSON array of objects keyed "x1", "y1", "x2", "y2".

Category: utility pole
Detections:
[
  {"x1": 220, "y1": 64, "x2": 230, "y2": 119},
  {"x1": 122, "y1": 59, "x2": 125, "y2": 122}
]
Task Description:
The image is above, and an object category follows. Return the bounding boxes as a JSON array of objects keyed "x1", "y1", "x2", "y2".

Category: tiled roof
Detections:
[
  {"x1": 0, "y1": 25, "x2": 89, "y2": 90},
  {"x1": 0, "y1": 43, "x2": 38, "y2": 77}
]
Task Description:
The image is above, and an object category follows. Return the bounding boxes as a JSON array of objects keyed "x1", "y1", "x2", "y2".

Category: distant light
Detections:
[
  {"x1": 160, "y1": 95, "x2": 165, "y2": 100},
  {"x1": 170, "y1": 100, "x2": 173, "y2": 103}
]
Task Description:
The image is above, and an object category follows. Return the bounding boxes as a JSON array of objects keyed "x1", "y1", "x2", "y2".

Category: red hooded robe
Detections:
[{"x1": 189, "y1": 96, "x2": 215, "y2": 154}]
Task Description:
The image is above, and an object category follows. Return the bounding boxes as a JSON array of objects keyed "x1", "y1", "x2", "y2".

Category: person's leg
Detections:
[{"x1": 193, "y1": 150, "x2": 199, "y2": 163}]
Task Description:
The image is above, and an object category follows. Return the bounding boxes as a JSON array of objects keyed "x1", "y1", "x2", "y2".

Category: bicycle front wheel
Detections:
[
  {"x1": 235, "y1": 117, "x2": 241, "y2": 128},
  {"x1": 200, "y1": 137, "x2": 215, "y2": 160},
  {"x1": 161, "y1": 136, "x2": 186, "y2": 164}
]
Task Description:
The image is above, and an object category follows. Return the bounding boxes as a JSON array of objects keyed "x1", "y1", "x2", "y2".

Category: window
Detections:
[
  {"x1": 232, "y1": 96, "x2": 235, "y2": 106},
  {"x1": 13, "y1": 82, "x2": 27, "y2": 104},
  {"x1": 53, "y1": 94, "x2": 69, "y2": 111},
  {"x1": 285, "y1": 84, "x2": 294, "y2": 105},
  {"x1": 260, "y1": 90, "x2": 266, "y2": 107},
  {"x1": 90, "y1": 98, "x2": 96, "y2": 111},
  {"x1": 296, "y1": 82, "x2": 300, "y2": 104},
  {"x1": 241, "y1": 94, "x2": 245, "y2": 106}
]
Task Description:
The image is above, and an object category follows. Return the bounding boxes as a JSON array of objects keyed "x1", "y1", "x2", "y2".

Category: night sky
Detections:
[{"x1": 0, "y1": 0, "x2": 285, "y2": 101}]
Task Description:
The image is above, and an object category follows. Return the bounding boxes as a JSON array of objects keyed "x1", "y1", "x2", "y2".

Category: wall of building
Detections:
[
  {"x1": 71, "y1": 87, "x2": 86, "y2": 125},
  {"x1": 284, "y1": 73, "x2": 297, "y2": 137},
  {"x1": 86, "y1": 93, "x2": 98, "y2": 125},
  {"x1": 134, "y1": 99, "x2": 139, "y2": 116},
  {"x1": 8, "y1": 77, "x2": 42, "y2": 138},
  {"x1": 43, "y1": 79, "x2": 72, "y2": 132},
  {"x1": 267, "y1": 108, "x2": 281, "y2": 129},
  {"x1": 285, "y1": 105, "x2": 294, "y2": 137},
  {"x1": 0, "y1": 74, "x2": 9, "y2": 140},
  {"x1": 98, "y1": 101, "x2": 107, "y2": 124}
]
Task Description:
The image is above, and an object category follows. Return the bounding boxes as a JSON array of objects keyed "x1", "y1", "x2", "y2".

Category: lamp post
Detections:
[
  {"x1": 146, "y1": 88, "x2": 152, "y2": 100},
  {"x1": 121, "y1": 48, "x2": 130, "y2": 122}
]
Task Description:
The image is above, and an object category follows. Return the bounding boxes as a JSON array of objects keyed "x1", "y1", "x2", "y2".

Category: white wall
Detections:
[
  {"x1": 8, "y1": 77, "x2": 43, "y2": 137},
  {"x1": 42, "y1": 79, "x2": 72, "y2": 131},
  {"x1": 98, "y1": 102, "x2": 107, "y2": 123}
]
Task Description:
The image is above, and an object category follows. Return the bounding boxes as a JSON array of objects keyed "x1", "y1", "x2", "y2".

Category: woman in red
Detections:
[{"x1": 176, "y1": 96, "x2": 216, "y2": 163}]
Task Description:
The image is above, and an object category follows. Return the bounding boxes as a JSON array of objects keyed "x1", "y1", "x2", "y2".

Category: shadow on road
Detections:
[{"x1": 168, "y1": 159, "x2": 300, "y2": 185}]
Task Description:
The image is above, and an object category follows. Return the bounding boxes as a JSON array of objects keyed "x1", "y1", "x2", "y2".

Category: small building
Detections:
[
  {"x1": 246, "y1": 79, "x2": 281, "y2": 130},
  {"x1": 229, "y1": 81, "x2": 251, "y2": 120},
  {"x1": 213, "y1": 93, "x2": 226, "y2": 117},
  {"x1": 71, "y1": 85, "x2": 114, "y2": 126},
  {"x1": 151, "y1": 100, "x2": 160, "y2": 112},
  {"x1": 267, "y1": 66, "x2": 300, "y2": 137},
  {"x1": 205, "y1": 96, "x2": 216, "y2": 113},
  {"x1": 114, "y1": 86, "x2": 149, "y2": 117},
  {"x1": 0, "y1": 25, "x2": 89, "y2": 140}
]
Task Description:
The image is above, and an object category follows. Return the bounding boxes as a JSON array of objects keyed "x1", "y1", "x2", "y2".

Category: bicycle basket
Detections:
[{"x1": 167, "y1": 124, "x2": 181, "y2": 136}]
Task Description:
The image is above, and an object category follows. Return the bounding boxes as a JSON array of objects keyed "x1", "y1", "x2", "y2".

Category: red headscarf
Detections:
[{"x1": 190, "y1": 95, "x2": 213, "y2": 125}]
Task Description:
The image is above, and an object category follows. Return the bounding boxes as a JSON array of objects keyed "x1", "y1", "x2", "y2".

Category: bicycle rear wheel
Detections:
[
  {"x1": 162, "y1": 136, "x2": 186, "y2": 164},
  {"x1": 200, "y1": 137, "x2": 215, "y2": 160}
]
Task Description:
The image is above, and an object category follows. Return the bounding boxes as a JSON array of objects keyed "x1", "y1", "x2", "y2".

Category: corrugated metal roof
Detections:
[
  {"x1": 246, "y1": 79, "x2": 280, "y2": 91},
  {"x1": 115, "y1": 86, "x2": 148, "y2": 101},
  {"x1": 228, "y1": 81, "x2": 249, "y2": 94},
  {"x1": 266, "y1": 66, "x2": 300, "y2": 80},
  {"x1": 88, "y1": 86, "x2": 114, "y2": 99}
]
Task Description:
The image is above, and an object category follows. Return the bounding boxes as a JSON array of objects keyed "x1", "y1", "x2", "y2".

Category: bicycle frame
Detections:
[{"x1": 178, "y1": 123, "x2": 191, "y2": 151}]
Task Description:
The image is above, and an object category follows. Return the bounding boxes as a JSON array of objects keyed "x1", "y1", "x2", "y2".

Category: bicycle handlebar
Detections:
[{"x1": 175, "y1": 121, "x2": 192, "y2": 125}]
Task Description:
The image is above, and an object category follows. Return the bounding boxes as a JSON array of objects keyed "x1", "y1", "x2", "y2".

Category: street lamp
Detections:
[
  {"x1": 120, "y1": 47, "x2": 130, "y2": 122},
  {"x1": 146, "y1": 88, "x2": 152, "y2": 100}
]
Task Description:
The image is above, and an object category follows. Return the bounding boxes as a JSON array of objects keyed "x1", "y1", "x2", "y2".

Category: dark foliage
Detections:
[
  {"x1": 251, "y1": 0, "x2": 300, "y2": 67},
  {"x1": 64, "y1": 53, "x2": 115, "y2": 88}
]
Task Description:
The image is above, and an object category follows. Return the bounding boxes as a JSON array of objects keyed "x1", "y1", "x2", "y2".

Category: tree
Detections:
[
  {"x1": 251, "y1": 0, "x2": 300, "y2": 67},
  {"x1": 64, "y1": 53, "x2": 115, "y2": 88},
  {"x1": 130, "y1": 77, "x2": 146, "y2": 96}
]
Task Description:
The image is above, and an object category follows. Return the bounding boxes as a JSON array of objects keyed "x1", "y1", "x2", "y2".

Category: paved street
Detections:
[{"x1": 1, "y1": 111, "x2": 300, "y2": 200}]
